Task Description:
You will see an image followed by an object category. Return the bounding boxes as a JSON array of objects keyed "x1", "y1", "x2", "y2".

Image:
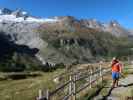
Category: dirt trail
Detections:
[
  {"x1": 94, "y1": 66, "x2": 133, "y2": 100},
  {"x1": 106, "y1": 75, "x2": 133, "y2": 100}
]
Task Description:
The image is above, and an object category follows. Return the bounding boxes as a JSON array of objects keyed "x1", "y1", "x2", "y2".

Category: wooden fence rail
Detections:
[{"x1": 36, "y1": 63, "x2": 112, "y2": 100}]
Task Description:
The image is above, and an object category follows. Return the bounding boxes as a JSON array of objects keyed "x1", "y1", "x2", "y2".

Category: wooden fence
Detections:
[{"x1": 36, "y1": 62, "x2": 113, "y2": 100}]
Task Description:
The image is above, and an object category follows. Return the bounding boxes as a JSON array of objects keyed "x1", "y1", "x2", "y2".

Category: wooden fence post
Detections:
[
  {"x1": 99, "y1": 62, "x2": 103, "y2": 82},
  {"x1": 73, "y1": 74, "x2": 76, "y2": 100},
  {"x1": 46, "y1": 89, "x2": 50, "y2": 100},
  {"x1": 89, "y1": 70, "x2": 92, "y2": 88},
  {"x1": 95, "y1": 68, "x2": 98, "y2": 85},
  {"x1": 69, "y1": 75, "x2": 72, "y2": 99},
  {"x1": 128, "y1": 57, "x2": 130, "y2": 64},
  {"x1": 37, "y1": 89, "x2": 43, "y2": 100}
]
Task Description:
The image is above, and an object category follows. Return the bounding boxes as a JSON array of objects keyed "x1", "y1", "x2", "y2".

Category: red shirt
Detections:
[{"x1": 112, "y1": 62, "x2": 121, "y2": 72}]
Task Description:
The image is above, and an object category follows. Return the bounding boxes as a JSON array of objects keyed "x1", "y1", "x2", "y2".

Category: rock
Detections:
[{"x1": 0, "y1": 8, "x2": 12, "y2": 15}]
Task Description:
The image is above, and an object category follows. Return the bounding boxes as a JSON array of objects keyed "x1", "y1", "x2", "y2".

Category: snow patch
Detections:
[
  {"x1": 113, "y1": 23, "x2": 116, "y2": 26},
  {"x1": 22, "y1": 11, "x2": 28, "y2": 15},
  {"x1": 0, "y1": 15, "x2": 24, "y2": 22},
  {"x1": 26, "y1": 17, "x2": 58, "y2": 23},
  {"x1": 0, "y1": 14, "x2": 59, "y2": 23}
]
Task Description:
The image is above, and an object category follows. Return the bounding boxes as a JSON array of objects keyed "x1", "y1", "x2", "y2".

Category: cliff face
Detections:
[{"x1": 37, "y1": 17, "x2": 132, "y2": 64}]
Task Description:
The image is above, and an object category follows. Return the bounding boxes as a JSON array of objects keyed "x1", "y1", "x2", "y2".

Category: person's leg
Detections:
[
  {"x1": 112, "y1": 79, "x2": 116, "y2": 88},
  {"x1": 112, "y1": 72, "x2": 119, "y2": 88},
  {"x1": 116, "y1": 79, "x2": 119, "y2": 87},
  {"x1": 112, "y1": 72, "x2": 114, "y2": 87},
  {"x1": 116, "y1": 73, "x2": 119, "y2": 87}
]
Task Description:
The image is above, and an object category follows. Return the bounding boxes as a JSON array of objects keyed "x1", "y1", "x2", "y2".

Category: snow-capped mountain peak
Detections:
[
  {"x1": 0, "y1": 8, "x2": 59, "y2": 23},
  {"x1": 0, "y1": 8, "x2": 132, "y2": 37}
]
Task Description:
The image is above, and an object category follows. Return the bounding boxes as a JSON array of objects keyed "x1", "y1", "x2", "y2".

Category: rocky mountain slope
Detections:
[{"x1": 0, "y1": 8, "x2": 133, "y2": 69}]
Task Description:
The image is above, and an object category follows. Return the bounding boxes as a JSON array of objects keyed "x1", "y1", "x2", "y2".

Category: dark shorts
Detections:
[{"x1": 112, "y1": 72, "x2": 119, "y2": 80}]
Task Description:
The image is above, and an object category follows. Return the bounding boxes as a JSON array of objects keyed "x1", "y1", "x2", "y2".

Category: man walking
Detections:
[{"x1": 111, "y1": 57, "x2": 122, "y2": 88}]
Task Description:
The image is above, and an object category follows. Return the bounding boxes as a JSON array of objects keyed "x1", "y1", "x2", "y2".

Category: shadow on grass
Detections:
[
  {"x1": 86, "y1": 80, "x2": 109, "y2": 100},
  {"x1": 86, "y1": 81, "x2": 108, "y2": 100},
  {"x1": 102, "y1": 87, "x2": 114, "y2": 100},
  {"x1": 86, "y1": 86, "x2": 104, "y2": 100},
  {"x1": 119, "y1": 83, "x2": 133, "y2": 87}
]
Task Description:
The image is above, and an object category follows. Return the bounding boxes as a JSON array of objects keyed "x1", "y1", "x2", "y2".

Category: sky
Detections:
[{"x1": 0, "y1": 0, "x2": 133, "y2": 28}]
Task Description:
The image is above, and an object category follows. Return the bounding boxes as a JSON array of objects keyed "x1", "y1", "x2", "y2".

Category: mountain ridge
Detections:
[
  {"x1": 0, "y1": 8, "x2": 133, "y2": 71},
  {"x1": 0, "y1": 8, "x2": 132, "y2": 36}
]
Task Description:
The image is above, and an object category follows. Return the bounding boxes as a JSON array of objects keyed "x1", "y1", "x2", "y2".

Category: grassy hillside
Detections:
[{"x1": 0, "y1": 69, "x2": 65, "y2": 100}]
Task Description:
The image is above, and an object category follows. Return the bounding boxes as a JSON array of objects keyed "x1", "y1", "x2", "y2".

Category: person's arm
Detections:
[
  {"x1": 110, "y1": 60, "x2": 114, "y2": 67},
  {"x1": 119, "y1": 62, "x2": 122, "y2": 73}
]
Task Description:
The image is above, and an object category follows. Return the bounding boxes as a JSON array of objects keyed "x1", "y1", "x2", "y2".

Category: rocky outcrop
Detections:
[{"x1": 0, "y1": 8, "x2": 12, "y2": 15}]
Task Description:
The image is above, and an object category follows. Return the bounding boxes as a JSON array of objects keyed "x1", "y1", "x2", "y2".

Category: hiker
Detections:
[{"x1": 111, "y1": 57, "x2": 122, "y2": 88}]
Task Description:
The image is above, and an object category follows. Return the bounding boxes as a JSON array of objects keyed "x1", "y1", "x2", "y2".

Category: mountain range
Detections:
[{"x1": 0, "y1": 8, "x2": 133, "y2": 71}]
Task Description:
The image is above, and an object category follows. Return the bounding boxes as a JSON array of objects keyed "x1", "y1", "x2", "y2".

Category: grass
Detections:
[
  {"x1": 0, "y1": 62, "x2": 105, "y2": 100},
  {"x1": 78, "y1": 80, "x2": 108, "y2": 100},
  {"x1": 122, "y1": 64, "x2": 133, "y2": 75},
  {"x1": 0, "y1": 62, "x2": 131, "y2": 100},
  {"x1": 0, "y1": 68, "x2": 65, "y2": 100}
]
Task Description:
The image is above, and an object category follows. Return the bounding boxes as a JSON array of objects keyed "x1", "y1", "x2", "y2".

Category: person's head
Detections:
[
  {"x1": 112, "y1": 57, "x2": 119, "y2": 61},
  {"x1": 111, "y1": 57, "x2": 119, "y2": 66}
]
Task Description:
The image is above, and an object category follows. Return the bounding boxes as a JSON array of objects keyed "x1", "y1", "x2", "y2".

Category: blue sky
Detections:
[{"x1": 0, "y1": 0, "x2": 133, "y2": 28}]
